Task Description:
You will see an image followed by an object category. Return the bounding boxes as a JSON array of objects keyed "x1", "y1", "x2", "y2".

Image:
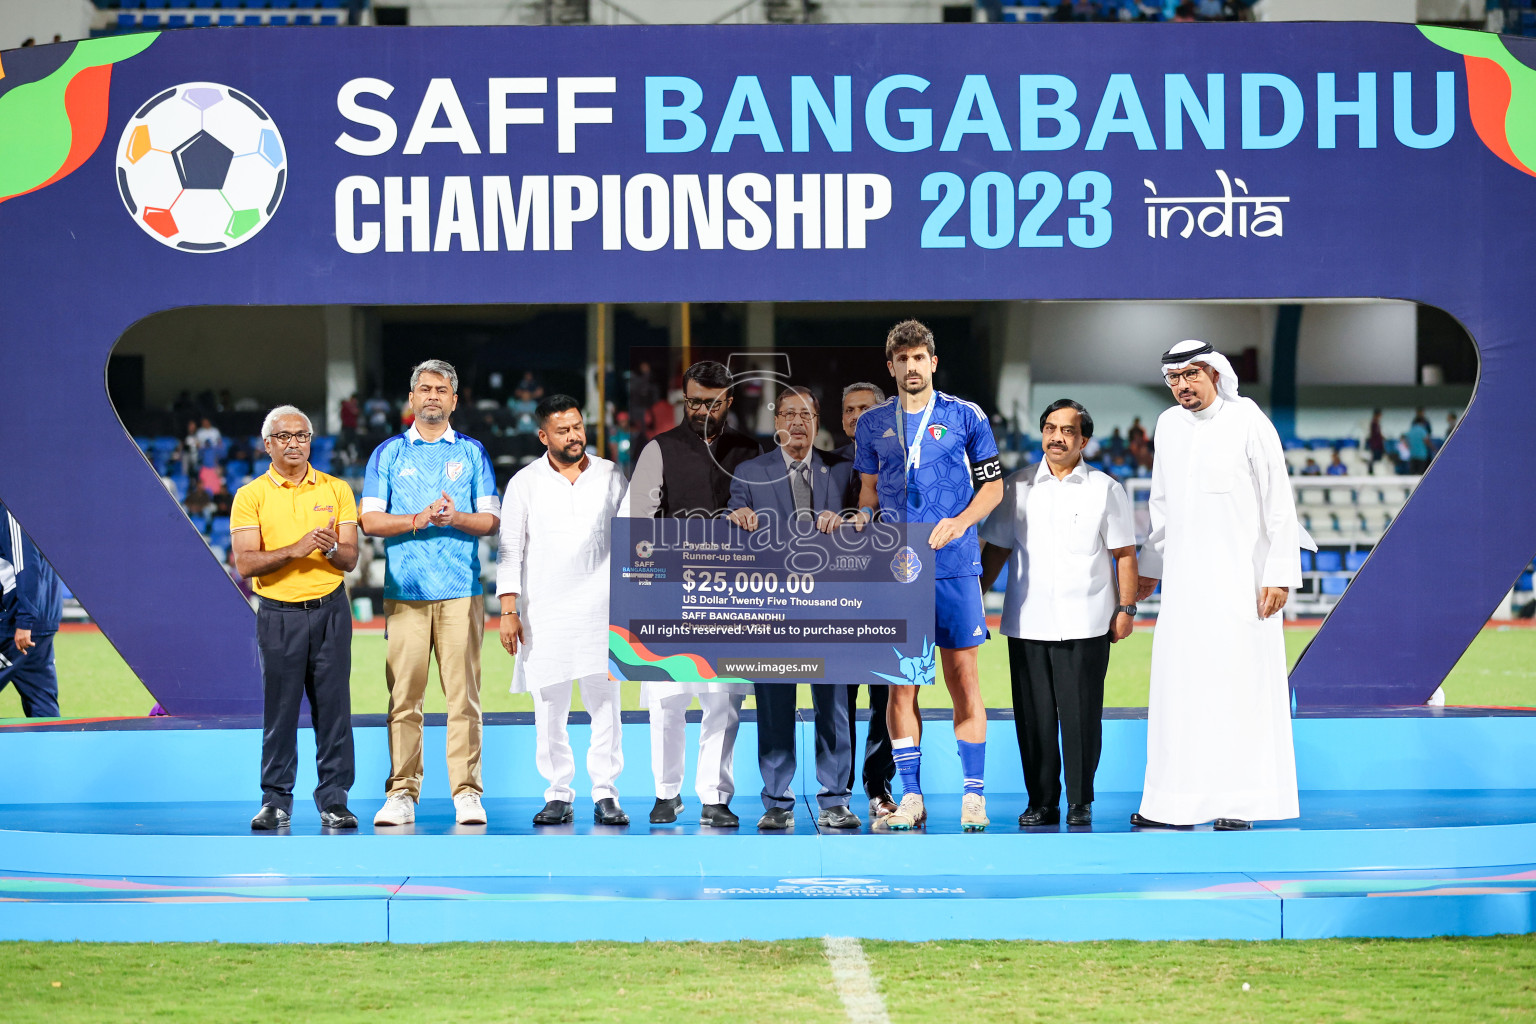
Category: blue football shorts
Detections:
[{"x1": 935, "y1": 575, "x2": 989, "y2": 651}]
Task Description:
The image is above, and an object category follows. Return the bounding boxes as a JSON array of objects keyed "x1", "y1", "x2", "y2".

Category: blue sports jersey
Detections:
[
  {"x1": 361, "y1": 426, "x2": 500, "y2": 601},
  {"x1": 854, "y1": 391, "x2": 999, "y2": 579}
]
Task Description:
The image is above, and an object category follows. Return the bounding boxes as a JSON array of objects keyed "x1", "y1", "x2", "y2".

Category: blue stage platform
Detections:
[{"x1": 0, "y1": 711, "x2": 1533, "y2": 943}]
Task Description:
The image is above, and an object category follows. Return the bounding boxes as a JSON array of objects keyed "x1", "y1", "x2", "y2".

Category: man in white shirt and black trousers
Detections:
[{"x1": 981, "y1": 399, "x2": 1139, "y2": 828}]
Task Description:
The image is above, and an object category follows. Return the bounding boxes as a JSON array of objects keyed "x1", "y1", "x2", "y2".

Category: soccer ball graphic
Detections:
[{"x1": 115, "y1": 82, "x2": 286, "y2": 252}]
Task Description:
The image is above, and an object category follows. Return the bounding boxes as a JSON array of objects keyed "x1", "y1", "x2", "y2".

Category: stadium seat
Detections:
[
  {"x1": 1361, "y1": 510, "x2": 1392, "y2": 537},
  {"x1": 1314, "y1": 550, "x2": 1344, "y2": 572},
  {"x1": 210, "y1": 517, "x2": 232, "y2": 546},
  {"x1": 226, "y1": 459, "x2": 251, "y2": 479},
  {"x1": 1299, "y1": 549, "x2": 1314, "y2": 572},
  {"x1": 1355, "y1": 487, "x2": 1383, "y2": 506},
  {"x1": 1297, "y1": 486, "x2": 1328, "y2": 507},
  {"x1": 1517, "y1": 573, "x2": 1534, "y2": 594},
  {"x1": 117, "y1": 13, "x2": 137, "y2": 27},
  {"x1": 1325, "y1": 487, "x2": 1354, "y2": 506},
  {"x1": 1320, "y1": 577, "x2": 1350, "y2": 596},
  {"x1": 167, "y1": 13, "x2": 187, "y2": 23},
  {"x1": 218, "y1": 14, "x2": 236, "y2": 25},
  {"x1": 193, "y1": 15, "x2": 212, "y2": 25},
  {"x1": 1345, "y1": 550, "x2": 1369, "y2": 572}
]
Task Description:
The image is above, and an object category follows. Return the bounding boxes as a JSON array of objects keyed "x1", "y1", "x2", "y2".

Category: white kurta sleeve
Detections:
[
  {"x1": 619, "y1": 441, "x2": 664, "y2": 518},
  {"x1": 1138, "y1": 443, "x2": 1169, "y2": 580},
  {"x1": 495, "y1": 474, "x2": 529, "y2": 597},
  {"x1": 1249, "y1": 409, "x2": 1304, "y2": 589}
]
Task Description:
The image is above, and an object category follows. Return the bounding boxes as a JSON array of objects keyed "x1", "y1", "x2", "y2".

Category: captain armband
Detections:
[{"x1": 970, "y1": 456, "x2": 1004, "y2": 486}]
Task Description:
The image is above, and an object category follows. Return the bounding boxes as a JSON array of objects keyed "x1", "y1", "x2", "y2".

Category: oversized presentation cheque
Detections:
[{"x1": 609, "y1": 517, "x2": 938, "y2": 688}]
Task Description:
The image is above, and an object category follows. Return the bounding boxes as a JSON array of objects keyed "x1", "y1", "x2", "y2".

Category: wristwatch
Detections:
[
  {"x1": 324, "y1": 541, "x2": 339, "y2": 559},
  {"x1": 1115, "y1": 604, "x2": 1137, "y2": 617}
]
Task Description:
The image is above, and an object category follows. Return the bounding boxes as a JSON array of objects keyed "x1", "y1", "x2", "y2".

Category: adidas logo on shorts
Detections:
[{"x1": 972, "y1": 625, "x2": 984, "y2": 637}]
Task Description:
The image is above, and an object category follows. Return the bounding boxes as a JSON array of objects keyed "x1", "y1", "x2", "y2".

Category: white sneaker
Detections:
[
  {"x1": 373, "y1": 791, "x2": 416, "y2": 826},
  {"x1": 961, "y1": 792, "x2": 990, "y2": 832},
  {"x1": 885, "y1": 793, "x2": 927, "y2": 831},
  {"x1": 454, "y1": 791, "x2": 487, "y2": 825}
]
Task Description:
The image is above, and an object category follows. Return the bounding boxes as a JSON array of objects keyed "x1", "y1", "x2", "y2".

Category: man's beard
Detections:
[
  {"x1": 690, "y1": 412, "x2": 723, "y2": 440},
  {"x1": 550, "y1": 443, "x2": 584, "y2": 466},
  {"x1": 902, "y1": 375, "x2": 928, "y2": 394},
  {"x1": 418, "y1": 405, "x2": 446, "y2": 423}
]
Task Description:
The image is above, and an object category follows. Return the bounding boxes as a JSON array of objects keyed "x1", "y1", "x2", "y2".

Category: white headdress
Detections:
[{"x1": 1159, "y1": 339, "x2": 1241, "y2": 403}]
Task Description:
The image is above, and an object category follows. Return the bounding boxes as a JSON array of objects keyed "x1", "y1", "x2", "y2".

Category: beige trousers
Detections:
[{"x1": 384, "y1": 596, "x2": 484, "y2": 799}]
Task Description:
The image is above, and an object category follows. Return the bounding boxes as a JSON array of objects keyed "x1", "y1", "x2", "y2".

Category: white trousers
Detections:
[
  {"x1": 532, "y1": 673, "x2": 623, "y2": 804},
  {"x1": 648, "y1": 691, "x2": 744, "y2": 804}
]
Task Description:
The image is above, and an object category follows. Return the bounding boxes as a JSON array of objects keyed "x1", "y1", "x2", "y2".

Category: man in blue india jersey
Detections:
[{"x1": 361, "y1": 359, "x2": 502, "y2": 828}]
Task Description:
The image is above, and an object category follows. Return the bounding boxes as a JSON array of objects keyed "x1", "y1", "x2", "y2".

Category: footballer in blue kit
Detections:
[{"x1": 853, "y1": 320, "x2": 1004, "y2": 832}]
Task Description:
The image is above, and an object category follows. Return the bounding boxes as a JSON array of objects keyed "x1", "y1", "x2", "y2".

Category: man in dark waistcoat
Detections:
[{"x1": 620, "y1": 361, "x2": 765, "y2": 828}]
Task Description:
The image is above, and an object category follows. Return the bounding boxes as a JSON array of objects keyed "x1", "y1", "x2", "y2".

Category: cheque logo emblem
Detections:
[
  {"x1": 890, "y1": 546, "x2": 922, "y2": 583},
  {"x1": 635, "y1": 540, "x2": 654, "y2": 559},
  {"x1": 871, "y1": 637, "x2": 937, "y2": 687},
  {"x1": 115, "y1": 82, "x2": 286, "y2": 251}
]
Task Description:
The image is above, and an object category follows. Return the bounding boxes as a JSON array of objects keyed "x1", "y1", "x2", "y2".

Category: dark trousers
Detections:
[
  {"x1": 0, "y1": 631, "x2": 59, "y2": 718},
  {"x1": 846, "y1": 684, "x2": 894, "y2": 800},
  {"x1": 1008, "y1": 634, "x2": 1111, "y2": 808},
  {"x1": 257, "y1": 588, "x2": 354, "y2": 813},
  {"x1": 756, "y1": 682, "x2": 852, "y2": 811}
]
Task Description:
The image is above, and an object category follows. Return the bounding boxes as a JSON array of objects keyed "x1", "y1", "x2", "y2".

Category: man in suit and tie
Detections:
[
  {"x1": 834, "y1": 383, "x2": 897, "y2": 821},
  {"x1": 726, "y1": 386, "x2": 860, "y2": 831}
]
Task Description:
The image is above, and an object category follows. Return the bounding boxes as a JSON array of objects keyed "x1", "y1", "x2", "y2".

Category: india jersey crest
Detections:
[
  {"x1": 445, "y1": 461, "x2": 464, "y2": 481},
  {"x1": 890, "y1": 546, "x2": 923, "y2": 583}
]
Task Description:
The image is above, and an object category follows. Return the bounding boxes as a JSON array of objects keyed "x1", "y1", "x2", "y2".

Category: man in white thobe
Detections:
[
  {"x1": 1133, "y1": 340, "x2": 1311, "y2": 830},
  {"x1": 498, "y1": 395, "x2": 629, "y2": 827}
]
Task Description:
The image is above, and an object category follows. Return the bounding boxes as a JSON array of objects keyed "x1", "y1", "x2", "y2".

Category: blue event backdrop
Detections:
[{"x1": 0, "y1": 22, "x2": 1532, "y2": 715}]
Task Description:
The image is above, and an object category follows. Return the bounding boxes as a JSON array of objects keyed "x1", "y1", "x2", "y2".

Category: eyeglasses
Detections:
[
  {"x1": 775, "y1": 409, "x2": 815, "y2": 422},
  {"x1": 268, "y1": 431, "x2": 313, "y2": 444},
  {"x1": 1164, "y1": 367, "x2": 1205, "y2": 387},
  {"x1": 683, "y1": 396, "x2": 726, "y2": 411}
]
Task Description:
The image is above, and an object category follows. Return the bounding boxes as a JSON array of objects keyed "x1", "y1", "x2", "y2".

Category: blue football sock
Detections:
[
  {"x1": 892, "y1": 738, "x2": 922, "y2": 797},
  {"x1": 958, "y1": 740, "x2": 985, "y2": 796}
]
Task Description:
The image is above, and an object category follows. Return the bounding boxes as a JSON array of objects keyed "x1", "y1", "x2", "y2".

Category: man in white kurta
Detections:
[
  {"x1": 497, "y1": 397, "x2": 629, "y2": 827},
  {"x1": 1134, "y1": 340, "x2": 1309, "y2": 830}
]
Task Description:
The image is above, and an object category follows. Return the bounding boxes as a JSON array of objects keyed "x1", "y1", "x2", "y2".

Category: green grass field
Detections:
[
  {"x1": 3, "y1": 624, "x2": 1532, "y2": 721},
  {"x1": 0, "y1": 936, "x2": 1532, "y2": 1023}
]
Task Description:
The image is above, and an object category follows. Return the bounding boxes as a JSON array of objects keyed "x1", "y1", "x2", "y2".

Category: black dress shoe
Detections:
[
  {"x1": 1066, "y1": 803, "x2": 1092, "y2": 826},
  {"x1": 756, "y1": 807, "x2": 794, "y2": 830},
  {"x1": 594, "y1": 798, "x2": 630, "y2": 826},
  {"x1": 250, "y1": 805, "x2": 290, "y2": 831},
  {"x1": 699, "y1": 803, "x2": 740, "y2": 828},
  {"x1": 649, "y1": 796, "x2": 683, "y2": 824},
  {"x1": 818, "y1": 805, "x2": 861, "y2": 830},
  {"x1": 533, "y1": 800, "x2": 574, "y2": 825},
  {"x1": 319, "y1": 805, "x2": 358, "y2": 829},
  {"x1": 1213, "y1": 817, "x2": 1252, "y2": 831},
  {"x1": 1130, "y1": 812, "x2": 1179, "y2": 829},
  {"x1": 1017, "y1": 805, "x2": 1060, "y2": 827}
]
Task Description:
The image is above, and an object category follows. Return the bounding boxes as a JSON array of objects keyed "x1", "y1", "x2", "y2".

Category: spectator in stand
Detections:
[
  {"x1": 183, "y1": 419, "x2": 202, "y2": 467},
  {"x1": 1300, "y1": 457, "x2": 1322, "y2": 476},
  {"x1": 1326, "y1": 450, "x2": 1348, "y2": 476},
  {"x1": 1104, "y1": 427, "x2": 1126, "y2": 459},
  {"x1": 211, "y1": 480, "x2": 235, "y2": 516},
  {"x1": 164, "y1": 444, "x2": 187, "y2": 478},
  {"x1": 364, "y1": 392, "x2": 393, "y2": 438},
  {"x1": 195, "y1": 417, "x2": 223, "y2": 451},
  {"x1": 1444, "y1": 411, "x2": 1458, "y2": 439},
  {"x1": 185, "y1": 481, "x2": 214, "y2": 522},
  {"x1": 513, "y1": 371, "x2": 544, "y2": 403},
  {"x1": 339, "y1": 394, "x2": 360, "y2": 443},
  {"x1": 1127, "y1": 417, "x2": 1146, "y2": 447},
  {"x1": 1411, "y1": 407, "x2": 1432, "y2": 432},
  {"x1": 198, "y1": 462, "x2": 224, "y2": 495},
  {"x1": 1366, "y1": 409, "x2": 1386, "y2": 472},
  {"x1": 1406, "y1": 418, "x2": 1431, "y2": 474},
  {"x1": 609, "y1": 409, "x2": 633, "y2": 466}
]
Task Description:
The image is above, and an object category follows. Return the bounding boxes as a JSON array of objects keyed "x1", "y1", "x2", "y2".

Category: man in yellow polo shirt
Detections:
[{"x1": 231, "y1": 405, "x2": 360, "y2": 832}]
